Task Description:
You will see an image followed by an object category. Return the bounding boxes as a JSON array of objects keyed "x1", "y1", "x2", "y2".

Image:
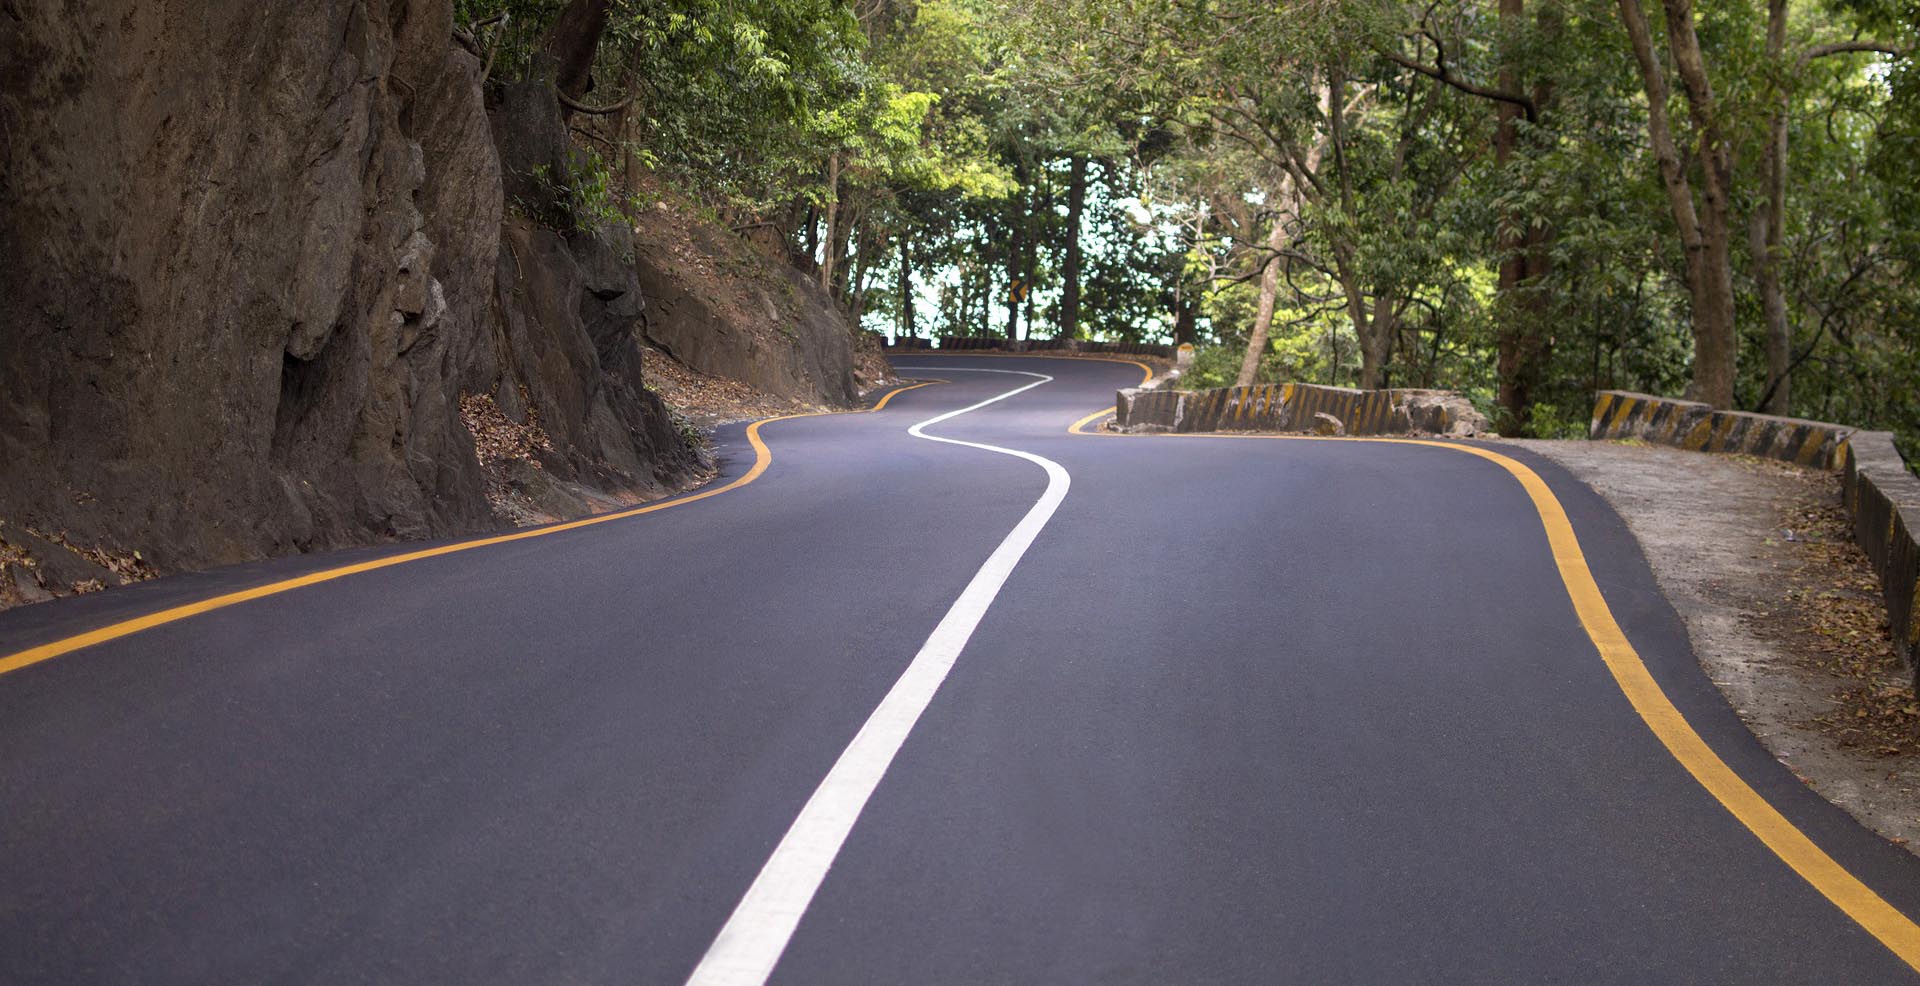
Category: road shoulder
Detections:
[{"x1": 1513, "y1": 438, "x2": 1920, "y2": 855}]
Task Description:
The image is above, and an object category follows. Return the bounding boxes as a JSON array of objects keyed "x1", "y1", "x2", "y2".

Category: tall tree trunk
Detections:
[
  {"x1": 1235, "y1": 212, "x2": 1288, "y2": 387},
  {"x1": 1490, "y1": 0, "x2": 1563, "y2": 434},
  {"x1": 1005, "y1": 160, "x2": 1028, "y2": 339},
  {"x1": 1240, "y1": 82, "x2": 1335, "y2": 388},
  {"x1": 1661, "y1": 0, "x2": 1739, "y2": 407},
  {"x1": 1021, "y1": 200, "x2": 1040, "y2": 342},
  {"x1": 1173, "y1": 205, "x2": 1205, "y2": 345},
  {"x1": 832, "y1": 205, "x2": 857, "y2": 302},
  {"x1": 951, "y1": 272, "x2": 968, "y2": 338},
  {"x1": 1173, "y1": 294, "x2": 1198, "y2": 345},
  {"x1": 802, "y1": 204, "x2": 819, "y2": 266},
  {"x1": 1494, "y1": 0, "x2": 1537, "y2": 431},
  {"x1": 1330, "y1": 241, "x2": 1382, "y2": 388},
  {"x1": 978, "y1": 268, "x2": 991, "y2": 337},
  {"x1": 1754, "y1": 0, "x2": 1793, "y2": 413},
  {"x1": 1524, "y1": 4, "x2": 1563, "y2": 398},
  {"x1": 898, "y1": 228, "x2": 915, "y2": 340},
  {"x1": 1059, "y1": 155, "x2": 1088, "y2": 339},
  {"x1": 1618, "y1": 0, "x2": 1739, "y2": 407},
  {"x1": 1363, "y1": 294, "x2": 1398, "y2": 389},
  {"x1": 614, "y1": 59, "x2": 645, "y2": 191},
  {"x1": 819, "y1": 152, "x2": 840, "y2": 293},
  {"x1": 1324, "y1": 66, "x2": 1392, "y2": 390},
  {"x1": 847, "y1": 221, "x2": 874, "y2": 321},
  {"x1": 542, "y1": 0, "x2": 612, "y2": 113}
]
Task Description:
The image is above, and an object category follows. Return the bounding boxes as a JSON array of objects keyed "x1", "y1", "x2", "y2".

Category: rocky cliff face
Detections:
[{"x1": 0, "y1": 0, "x2": 704, "y2": 603}]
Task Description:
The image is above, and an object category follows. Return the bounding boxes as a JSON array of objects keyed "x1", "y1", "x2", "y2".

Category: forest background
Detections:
[{"x1": 469, "y1": 0, "x2": 1919, "y2": 450}]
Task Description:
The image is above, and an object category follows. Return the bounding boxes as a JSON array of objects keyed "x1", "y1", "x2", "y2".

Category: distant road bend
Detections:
[{"x1": 6, "y1": 354, "x2": 1920, "y2": 984}]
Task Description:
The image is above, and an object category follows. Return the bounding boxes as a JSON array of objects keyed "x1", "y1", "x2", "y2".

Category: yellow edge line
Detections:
[
  {"x1": 1068, "y1": 407, "x2": 1116, "y2": 434},
  {"x1": 0, "y1": 380, "x2": 944, "y2": 678},
  {"x1": 1070, "y1": 424, "x2": 1920, "y2": 971}
]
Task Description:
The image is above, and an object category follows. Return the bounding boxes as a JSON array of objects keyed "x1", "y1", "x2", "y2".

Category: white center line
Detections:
[{"x1": 684, "y1": 367, "x2": 1068, "y2": 986}]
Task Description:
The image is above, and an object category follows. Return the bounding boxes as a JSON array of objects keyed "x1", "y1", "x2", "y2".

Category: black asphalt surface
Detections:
[{"x1": 4, "y1": 353, "x2": 1920, "y2": 984}]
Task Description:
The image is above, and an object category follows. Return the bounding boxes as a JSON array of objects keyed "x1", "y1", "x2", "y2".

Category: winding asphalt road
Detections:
[{"x1": 5, "y1": 354, "x2": 1920, "y2": 984}]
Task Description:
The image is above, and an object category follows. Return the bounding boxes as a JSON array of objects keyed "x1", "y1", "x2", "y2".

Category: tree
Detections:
[
  {"x1": 1615, "y1": 0, "x2": 1739, "y2": 407},
  {"x1": 1058, "y1": 155, "x2": 1089, "y2": 338},
  {"x1": 541, "y1": 0, "x2": 612, "y2": 112},
  {"x1": 451, "y1": 0, "x2": 1920, "y2": 455}
]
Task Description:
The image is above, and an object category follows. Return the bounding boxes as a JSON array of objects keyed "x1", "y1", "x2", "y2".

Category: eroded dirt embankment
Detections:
[{"x1": 1516, "y1": 440, "x2": 1920, "y2": 852}]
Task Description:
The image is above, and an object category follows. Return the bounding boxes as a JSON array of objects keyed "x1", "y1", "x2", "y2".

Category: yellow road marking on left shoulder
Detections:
[
  {"x1": 0, "y1": 380, "x2": 942, "y2": 679},
  {"x1": 869, "y1": 380, "x2": 938, "y2": 410},
  {"x1": 1072, "y1": 422, "x2": 1920, "y2": 972}
]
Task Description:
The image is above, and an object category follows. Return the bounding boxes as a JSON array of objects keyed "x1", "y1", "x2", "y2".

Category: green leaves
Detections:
[{"x1": 467, "y1": 0, "x2": 1912, "y2": 445}]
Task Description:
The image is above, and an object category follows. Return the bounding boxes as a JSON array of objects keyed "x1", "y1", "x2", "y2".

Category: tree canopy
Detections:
[{"x1": 463, "y1": 0, "x2": 1918, "y2": 448}]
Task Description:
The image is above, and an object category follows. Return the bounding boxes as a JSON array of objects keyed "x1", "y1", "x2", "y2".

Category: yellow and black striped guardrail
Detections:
[
  {"x1": 1114, "y1": 382, "x2": 1473, "y2": 437},
  {"x1": 1589, "y1": 390, "x2": 1918, "y2": 677},
  {"x1": 1589, "y1": 390, "x2": 1852, "y2": 469}
]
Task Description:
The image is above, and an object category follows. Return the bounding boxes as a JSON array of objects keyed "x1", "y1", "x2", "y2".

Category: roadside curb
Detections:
[{"x1": 1842, "y1": 431, "x2": 1920, "y2": 669}]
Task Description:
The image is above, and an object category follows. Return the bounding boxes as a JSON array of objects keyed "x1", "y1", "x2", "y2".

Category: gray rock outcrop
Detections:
[{"x1": 0, "y1": 0, "x2": 701, "y2": 599}]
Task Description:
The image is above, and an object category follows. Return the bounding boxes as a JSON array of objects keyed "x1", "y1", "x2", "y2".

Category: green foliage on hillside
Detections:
[{"x1": 471, "y1": 0, "x2": 1917, "y2": 449}]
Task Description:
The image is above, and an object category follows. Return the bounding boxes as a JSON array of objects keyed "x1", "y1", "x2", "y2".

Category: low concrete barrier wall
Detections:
[
  {"x1": 1589, "y1": 390, "x2": 1854, "y2": 469},
  {"x1": 1114, "y1": 382, "x2": 1485, "y2": 437},
  {"x1": 1587, "y1": 390, "x2": 1919, "y2": 671},
  {"x1": 1842, "y1": 432, "x2": 1920, "y2": 667},
  {"x1": 1069, "y1": 340, "x2": 1174, "y2": 358}
]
